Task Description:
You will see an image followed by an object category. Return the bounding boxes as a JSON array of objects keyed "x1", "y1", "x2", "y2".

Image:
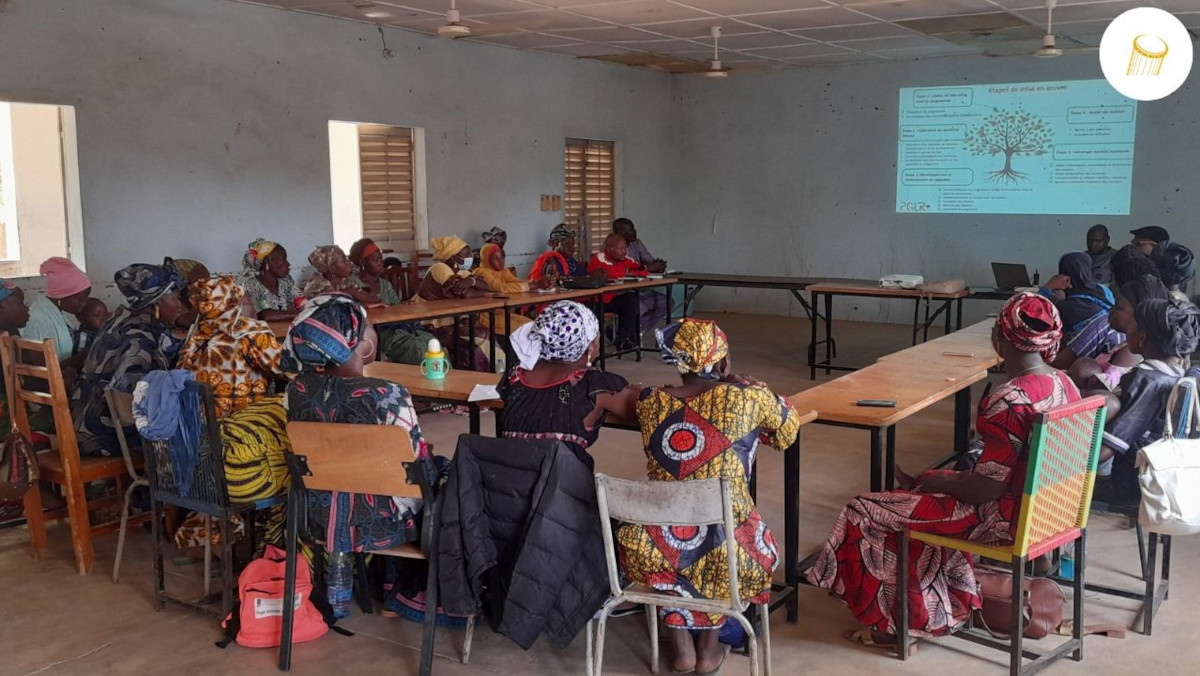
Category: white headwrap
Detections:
[{"x1": 511, "y1": 300, "x2": 599, "y2": 370}]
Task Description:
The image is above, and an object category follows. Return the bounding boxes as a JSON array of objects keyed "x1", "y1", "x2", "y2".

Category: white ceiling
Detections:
[{"x1": 233, "y1": 0, "x2": 1200, "y2": 72}]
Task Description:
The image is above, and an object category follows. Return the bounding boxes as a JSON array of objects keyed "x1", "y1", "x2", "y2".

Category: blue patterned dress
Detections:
[{"x1": 283, "y1": 373, "x2": 431, "y2": 552}]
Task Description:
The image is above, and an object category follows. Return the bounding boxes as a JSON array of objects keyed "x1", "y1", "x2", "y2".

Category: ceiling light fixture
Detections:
[{"x1": 702, "y1": 26, "x2": 730, "y2": 79}]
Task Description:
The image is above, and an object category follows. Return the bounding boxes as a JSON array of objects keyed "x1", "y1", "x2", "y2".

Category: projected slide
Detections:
[{"x1": 896, "y1": 80, "x2": 1137, "y2": 215}]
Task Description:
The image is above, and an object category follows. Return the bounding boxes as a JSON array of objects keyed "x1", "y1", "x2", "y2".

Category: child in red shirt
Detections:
[{"x1": 588, "y1": 233, "x2": 646, "y2": 349}]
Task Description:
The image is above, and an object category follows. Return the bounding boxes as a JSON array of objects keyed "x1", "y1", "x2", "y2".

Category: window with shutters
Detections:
[
  {"x1": 563, "y1": 139, "x2": 615, "y2": 256},
  {"x1": 329, "y1": 121, "x2": 427, "y2": 257}
]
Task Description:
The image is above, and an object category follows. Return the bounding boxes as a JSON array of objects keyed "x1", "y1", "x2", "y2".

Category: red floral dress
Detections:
[{"x1": 805, "y1": 371, "x2": 1079, "y2": 637}]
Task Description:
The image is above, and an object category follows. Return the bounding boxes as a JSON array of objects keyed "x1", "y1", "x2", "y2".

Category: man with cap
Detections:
[
  {"x1": 1131, "y1": 226, "x2": 1170, "y2": 256},
  {"x1": 22, "y1": 257, "x2": 93, "y2": 365}
]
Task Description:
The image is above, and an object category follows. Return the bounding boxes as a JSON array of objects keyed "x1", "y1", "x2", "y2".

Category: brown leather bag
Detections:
[
  {"x1": 974, "y1": 566, "x2": 1065, "y2": 639},
  {"x1": 0, "y1": 334, "x2": 37, "y2": 504}
]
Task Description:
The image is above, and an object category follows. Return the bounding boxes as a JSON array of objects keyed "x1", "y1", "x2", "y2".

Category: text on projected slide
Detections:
[{"x1": 896, "y1": 80, "x2": 1136, "y2": 215}]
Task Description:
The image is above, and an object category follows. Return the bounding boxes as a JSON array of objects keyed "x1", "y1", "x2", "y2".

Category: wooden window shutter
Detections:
[
  {"x1": 564, "y1": 138, "x2": 614, "y2": 256},
  {"x1": 358, "y1": 124, "x2": 417, "y2": 254}
]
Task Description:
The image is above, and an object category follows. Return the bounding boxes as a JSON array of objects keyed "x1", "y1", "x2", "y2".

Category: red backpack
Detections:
[{"x1": 219, "y1": 545, "x2": 333, "y2": 649}]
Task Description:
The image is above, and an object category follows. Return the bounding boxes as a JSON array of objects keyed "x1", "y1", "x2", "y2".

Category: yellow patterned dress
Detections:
[{"x1": 617, "y1": 383, "x2": 801, "y2": 628}]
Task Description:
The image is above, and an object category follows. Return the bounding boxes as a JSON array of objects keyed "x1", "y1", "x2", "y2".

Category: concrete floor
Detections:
[{"x1": 2, "y1": 313, "x2": 1196, "y2": 675}]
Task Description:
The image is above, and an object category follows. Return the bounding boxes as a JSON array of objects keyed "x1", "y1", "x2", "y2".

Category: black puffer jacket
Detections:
[{"x1": 437, "y1": 435, "x2": 609, "y2": 650}]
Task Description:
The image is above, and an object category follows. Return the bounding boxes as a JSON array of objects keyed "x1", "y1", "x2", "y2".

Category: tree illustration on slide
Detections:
[{"x1": 965, "y1": 107, "x2": 1053, "y2": 184}]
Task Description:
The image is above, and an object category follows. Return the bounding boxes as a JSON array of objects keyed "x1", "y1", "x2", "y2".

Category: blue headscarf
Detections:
[
  {"x1": 282, "y1": 294, "x2": 367, "y2": 372},
  {"x1": 115, "y1": 260, "x2": 183, "y2": 311},
  {"x1": 0, "y1": 278, "x2": 16, "y2": 302}
]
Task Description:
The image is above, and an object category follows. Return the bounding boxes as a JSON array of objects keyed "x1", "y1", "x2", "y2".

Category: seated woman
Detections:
[
  {"x1": 806, "y1": 293, "x2": 1079, "y2": 651},
  {"x1": 1068, "y1": 274, "x2": 1169, "y2": 396},
  {"x1": 69, "y1": 262, "x2": 187, "y2": 457},
  {"x1": 22, "y1": 257, "x2": 93, "y2": 369},
  {"x1": 529, "y1": 224, "x2": 588, "y2": 281},
  {"x1": 165, "y1": 258, "x2": 211, "y2": 330},
  {"x1": 0, "y1": 280, "x2": 34, "y2": 432},
  {"x1": 617, "y1": 318, "x2": 801, "y2": 675},
  {"x1": 1152, "y1": 241, "x2": 1195, "y2": 304},
  {"x1": 416, "y1": 236, "x2": 493, "y2": 371},
  {"x1": 474, "y1": 243, "x2": 552, "y2": 295},
  {"x1": 472, "y1": 226, "x2": 507, "y2": 271},
  {"x1": 282, "y1": 294, "x2": 434, "y2": 553},
  {"x1": 241, "y1": 238, "x2": 302, "y2": 322},
  {"x1": 1096, "y1": 297, "x2": 1200, "y2": 505},
  {"x1": 499, "y1": 301, "x2": 640, "y2": 464},
  {"x1": 1042, "y1": 252, "x2": 1114, "y2": 335},
  {"x1": 302, "y1": 245, "x2": 377, "y2": 305},
  {"x1": 346, "y1": 238, "x2": 436, "y2": 365}
]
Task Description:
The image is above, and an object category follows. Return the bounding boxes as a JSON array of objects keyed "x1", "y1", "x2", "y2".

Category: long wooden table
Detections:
[
  {"x1": 362, "y1": 362, "x2": 502, "y2": 435},
  {"x1": 806, "y1": 281, "x2": 970, "y2": 379},
  {"x1": 771, "y1": 408, "x2": 819, "y2": 623}
]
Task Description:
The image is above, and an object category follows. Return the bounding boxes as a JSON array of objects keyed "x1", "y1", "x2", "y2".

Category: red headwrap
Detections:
[{"x1": 998, "y1": 292, "x2": 1063, "y2": 362}]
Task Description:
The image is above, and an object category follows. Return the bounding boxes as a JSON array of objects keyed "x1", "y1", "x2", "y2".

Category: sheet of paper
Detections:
[{"x1": 468, "y1": 384, "x2": 501, "y2": 402}]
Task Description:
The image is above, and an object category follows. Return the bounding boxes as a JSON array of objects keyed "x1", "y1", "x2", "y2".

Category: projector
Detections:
[{"x1": 879, "y1": 274, "x2": 925, "y2": 290}]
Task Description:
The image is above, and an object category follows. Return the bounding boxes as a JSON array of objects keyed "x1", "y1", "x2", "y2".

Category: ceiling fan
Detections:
[
  {"x1": 1035, "y1": 0, "x2": 1063, "y2": 58},
  {"x1": 437, "y1": 0, "x2": 473, "y2": 38},
  {"x1": 702, "y1": 26, "x2": 731, "y2": 78}
]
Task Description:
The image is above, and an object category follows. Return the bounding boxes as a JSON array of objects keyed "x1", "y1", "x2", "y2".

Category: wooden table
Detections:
[
  {"x1": 805, "y1": 281, "x2": 971, "y2": 379},
  {"x1": 772, "y1": 408, "x2": 818, "y2": 623},
  {"x1": 877, "y1": 319, "x2": 1001, "y2": 371},
  {"x1": 790, "y1": 360, "x2": 987, "y2": 492},
  {"x1": 363, "y1": 362, "x2": 502, "y2": 435}
]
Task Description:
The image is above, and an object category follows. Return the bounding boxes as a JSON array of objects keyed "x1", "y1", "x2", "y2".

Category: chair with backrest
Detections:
[
  {"x1": 897, "y1": 395, "x2": 1107, "y2": 676},
  {"x1": 589, "y1": 473, "x2": 772, "y2": 676},
  {"x1": 140, "y1": 379, "x2": 283, "y2": 616},
  {"x1": 107, "y1": 387, "x2": 150, "y2": 583},
  {"x1": 280, "y1": 421, "x2": 474, "y2": 675},
  {"x1": 2, "y1": 334, "x2": 136, "y2": 575}
]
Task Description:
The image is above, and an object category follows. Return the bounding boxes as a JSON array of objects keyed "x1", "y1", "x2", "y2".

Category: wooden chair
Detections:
[
  {"x1": 897, "y1": 395, "x2": 1107, "y2": 676},
  {"x1": 1, "y1": 334, "x2": 136, "y2": 575},
  {"x1": 280, "y1": 421, "x2": 474, "y2": 675},
  {"x1": 590, "y1": 474, "x2": 772, "y2": 676}
]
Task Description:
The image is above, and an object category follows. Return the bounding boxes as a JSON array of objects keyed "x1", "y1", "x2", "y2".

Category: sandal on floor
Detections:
[
  {"x1": 695, "y1": 645, "x2": 730, "y2": 676},
  {"x1": 841, "y1": 628, "x2": 916, "y2": 657}
]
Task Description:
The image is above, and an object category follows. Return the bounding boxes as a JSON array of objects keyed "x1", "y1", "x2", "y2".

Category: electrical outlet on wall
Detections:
[
  {"x1": 540, "y1": 194, "x2": 551, "y2": 211},
  {"x1": 551, "y1": 194, "x2": 562, "y2": 211}
]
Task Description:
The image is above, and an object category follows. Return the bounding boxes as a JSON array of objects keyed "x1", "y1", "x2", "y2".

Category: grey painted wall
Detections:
[
  {"x1": 666, "y1": 52, "x2": 1200, "y2": 324},
  {"x1": 0, "y1": 0, "x2": 677, "y2": 293}
]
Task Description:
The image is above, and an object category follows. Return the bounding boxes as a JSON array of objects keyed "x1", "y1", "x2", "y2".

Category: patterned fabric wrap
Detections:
[
  {"x1": 431, "y1": 236, "x2": 468, "y2": 262},
  {"x1": 657, "y1": 319, "x2": 729, "y2": 380},
  {"x1": 481, "y1": 227, "x2": 507, "y2": 245},
  {"x1": 177, "y1": 276, "x2": 289, "y2": 417},
  {"x1": 242, "y1": 238, "x2": 279, "y2": 275},
  {"x1": 480, "y1": 243, "x2": 502, "y2": 270},
  {"x1": 307, "y1": 245, "x2": 347, "y2": 275},
  {"x1": 282, "y1": 294, "x2": 366, "y2": 372},
  {"x1": 998, "y1": 292, "x2": 1063, "y2": 362},
  {"x1": 1136, "y1": 297, "x2": 1200, "y2": 358},
  {"x1": 510, "y1": 300, "x2": 598, "y2": 369},
  {"x1": 115, "y1": 261, "x2": 182, "y2": 311},
  {"x1": 1154, "y1": 241, "x2": 1196, "y2": 288},
  {"x1": 549, "y1": 223, "x2": 576, "y2": 246}
]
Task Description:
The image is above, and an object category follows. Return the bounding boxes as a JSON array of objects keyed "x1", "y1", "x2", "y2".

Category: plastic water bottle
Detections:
[
  {"x1": 1059, "y1": 551, "x2": 1075, "y2": 580},
  {"x1": 327, "y1": 551, "x2": 354, "y2": 619}
]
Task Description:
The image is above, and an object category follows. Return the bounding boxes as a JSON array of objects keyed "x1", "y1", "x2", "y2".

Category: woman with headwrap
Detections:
[
  {"x1": 807, "y1": 293, "x2": 1080, "y2": 654},
  {"x1": 240, "y1": 238, "x2": 301, "y2": 322},
  {"x1": 497, "y1": 301, "x2": 639, "y2": 461},
  {"x1": 1066, "y1": 274, "x2": 1170, "y2": 393},
  {"x1": 416, "y1": 235, "x2": 493, "y2": 371},
  {"x1": 616, "y1": 318, "x2": 801, "y2": 674},
  {"x1": 22, "y1": 257, "x2": 93, "y2": 365},
  {"x1": 1097, "y1": 297, "x2": 1200, "y2": 505},
  {"x1": 69, "y1": 262, "x2": 188, "y2": 457},
  {"x1": 345, "y1": 238, "x2": 437, "y2": 365},
  {"x1": 282, "y1": 294, "x2": 434, "y2": 553},
  {"x1": 529, "y1": 224, "x2": 588, "y2": 281},
  {"x1": 1152, "y1": 241, "x2": 1195, "y2": 304},
  {"x1": 301, "y1": 245, "x2": 377, "y2": 305},
  {"x1": 1041, "y1": 251, "x2": 1116, "y2": 336},
  {"x1": 165, "y1": 258, "x2": 211, "y2": 330}
]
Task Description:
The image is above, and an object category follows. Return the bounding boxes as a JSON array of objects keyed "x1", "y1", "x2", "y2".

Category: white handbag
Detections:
[{"x1": 1137, "y1": 377, "x2": 1200, "y2": 535}]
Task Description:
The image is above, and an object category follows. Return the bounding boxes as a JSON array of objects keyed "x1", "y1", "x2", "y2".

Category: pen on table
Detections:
[{"x1": 942, "y1": 351, "x2": 976, "y2": 358}]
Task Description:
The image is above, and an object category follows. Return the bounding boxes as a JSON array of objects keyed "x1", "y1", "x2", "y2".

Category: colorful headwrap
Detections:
[
  {"x1": 480, "y1": 243, "x2": 503, "y2": 270},
  {"x1": 511, "y1": 300, "x2": 599, "y2": 370},
  {"x1": 348, "y1": 238, "x2": 381, "y2": 265},
  {"x1": 657, "y1": 318, "x2": 729, "y2": 380},
  {"x1": 0, "y1": 279, "x2": 17, "y2": 303},
  {"x1": 282, "y1": 294, "x2": 367, "y2": 372},
  {"x1": 431, "y1": 236, "x2": 469, "y2": 262},
  {"x1": 188, "y1": 276, "x2": 270, "y2": 341},
  {"x1": 307, "y1": 245, "x2": 347, "y2": 275},
  {"x1": 549, "y1": 223, "x2": 576, "y2": 246},
  {"x1": 243, "y1": 238, "x2": 280, "y2": 275},
  {"x1": 1135, "y1": 298, "x2": 1200, "y2": 358},
  {"x1": 997, "y1": 292, "x2": 1063, "y2": 362},
  {"x1": 481, "y1": 227, "x2": 507, "y2": 246},
  {"x1": 115, "y1": 261, "x2": 183, "y2": 311},
  {"x1": 169, "y1": 258, "x2": 208, "y2": 284}
]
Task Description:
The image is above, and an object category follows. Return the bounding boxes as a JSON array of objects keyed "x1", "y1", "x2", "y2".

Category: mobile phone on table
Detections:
[{"x1": 856, "y1": 399, "x2": 897, "y2": 407}]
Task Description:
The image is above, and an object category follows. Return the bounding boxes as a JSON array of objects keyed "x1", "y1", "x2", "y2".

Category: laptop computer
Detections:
[{"x1": 991, "y1": 262, "x2": 1032, "y2": 291}]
